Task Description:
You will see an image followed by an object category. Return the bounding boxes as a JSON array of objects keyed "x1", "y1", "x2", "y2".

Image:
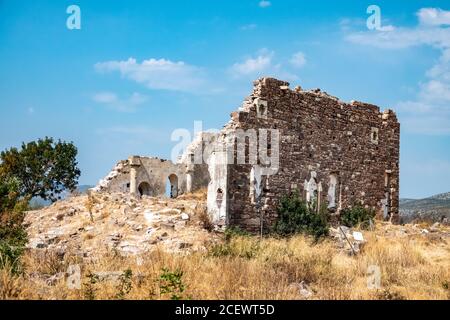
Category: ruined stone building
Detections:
[{"x1": 94, "y1": 78, "x2": 400, "y2": 232}]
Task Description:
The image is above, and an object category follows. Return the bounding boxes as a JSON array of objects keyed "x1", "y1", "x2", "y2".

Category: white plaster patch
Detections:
[
  {"x1": 371, "y1": 127, "x2": 379, "y2": 145},
  {"x1": 254, "y1": 98, "x2": 268, "y2": 119}
]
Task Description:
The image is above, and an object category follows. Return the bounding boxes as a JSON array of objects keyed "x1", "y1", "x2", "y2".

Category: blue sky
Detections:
[{"x1": 1, "y1": 0, "x2": 449, "y2": 199}]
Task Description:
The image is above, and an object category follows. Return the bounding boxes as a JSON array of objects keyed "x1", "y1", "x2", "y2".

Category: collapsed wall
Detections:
[
  {"x1": 206, "y1": 78, "x2": 400, "y2": 232},
  {"x1": 93, "y1": 77, "x2": 400, "y2": 233},
  {"x1": 92, "y1": 133, "x2": 216, "y2": 198},
  {"x1": 93, "y1": 157, "x2": 187, "y2": 198}
]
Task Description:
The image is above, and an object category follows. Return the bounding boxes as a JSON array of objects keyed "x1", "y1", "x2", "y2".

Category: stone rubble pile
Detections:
[
  {"x1": 91, "y1": 160, "x2": 128, "y2": 192},
  {"x1": 24, "y1": 192, "x2": 219, "y2": 260},
  {"x1": 329, "y1": 226, "x2": 367, "y2": 255}
]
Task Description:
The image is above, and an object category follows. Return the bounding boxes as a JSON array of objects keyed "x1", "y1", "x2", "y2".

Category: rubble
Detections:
[
  {"x1": 91, "y1": 77, "x2": 400, "y2": 234},
  {"x1": 329, "y1": 226, "x2": 367, "y2": 255},
  {"x1": 24, "y1": 192, "x2": 219, "y2": 258}
]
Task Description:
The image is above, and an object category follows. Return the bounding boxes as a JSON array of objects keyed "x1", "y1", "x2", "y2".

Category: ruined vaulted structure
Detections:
[{"x1": 94, "y1": 78, "x2": 400, "y2": 232}]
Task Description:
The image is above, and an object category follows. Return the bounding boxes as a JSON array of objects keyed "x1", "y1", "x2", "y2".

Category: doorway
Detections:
[
  {"x1": 167, "y1": 174, "x2": 178, "y2": 198},
  {"x1": 138, "y1": 181, "x2": 151, "y2": 197}
]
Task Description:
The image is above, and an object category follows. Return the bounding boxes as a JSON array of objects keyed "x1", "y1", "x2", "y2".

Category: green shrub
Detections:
[
  {"x1": 83, "y1": 272, "x2": 99, "y2": 300},
  {"x1": 272, "y1": 192, "x2": 329, "y2": 240},
  {"x1": 340, "y1": 204, "x2": 375, "y2": 229},
  {"x1": 208, "y1": 238, "x2": 260, "y2": 259},
  {"x1": 115, "y1": 269, "x2": 133, "y2": 300},
  {"x1": 0, "y1": 215, "x2": 27, "y2": 275},
  {"x1": 159, "y1": 268, "x2": 186, "y2": 300},
  {"x1": 224, "y1": 226, "x2": 250, "y2": 240},
  {"x1": 0, "y1": 178, "x2": 28, "y2": 274}
]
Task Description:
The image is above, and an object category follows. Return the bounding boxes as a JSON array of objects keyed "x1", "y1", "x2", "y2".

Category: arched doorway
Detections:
[
  {"x1": 138, "y1": 181, "x2": 151, "y2": 197},
  {"x1": 166, "y1": 174, "x2": 178, "y2": 198}
]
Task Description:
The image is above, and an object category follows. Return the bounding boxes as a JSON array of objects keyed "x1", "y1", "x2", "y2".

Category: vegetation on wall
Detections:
[
  {"x1": 340, "y1": 204, "x2": 376, "y2": 229},
  {"x1": 272, "y1": 191, "x2": 329, "y2": 239}
]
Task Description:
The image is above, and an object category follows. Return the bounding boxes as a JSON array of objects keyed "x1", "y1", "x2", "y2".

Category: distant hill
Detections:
[
  {"x1": 28, "y1": 184, "x2": 94, "y2": 209},
  {"x1": 399, "y1": 192, "x2": 450, "y2": 224},
  {"x1": 76, "y1": 185, "x2": 94, "y2": 194}
]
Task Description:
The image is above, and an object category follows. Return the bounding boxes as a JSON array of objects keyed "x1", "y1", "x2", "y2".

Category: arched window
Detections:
[
  {"x1": 216, "y1": 188, "x2": 224, "y2": 208},
  {"x1": 327, "y1": 174, "x2": 338, "y2": 209}
]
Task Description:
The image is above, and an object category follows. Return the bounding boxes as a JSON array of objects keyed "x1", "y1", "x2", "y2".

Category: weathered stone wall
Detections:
[
  {"x1": 93, "y1": 77, "x2": 400, "y2": 233},
  {"x1": 180, "y1": 132, "x2": 218, "y2": 192},
  {"x1": 94, "y1": 157, "x2": 188, "y2": 198},
  {"x1": 222, "y1": 78, "x2": 400, "y2": 232}
]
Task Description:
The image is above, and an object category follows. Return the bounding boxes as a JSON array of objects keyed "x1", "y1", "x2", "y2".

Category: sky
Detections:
[{"x1": 0, "y1": 0, "x2": 449, "y2": 199}]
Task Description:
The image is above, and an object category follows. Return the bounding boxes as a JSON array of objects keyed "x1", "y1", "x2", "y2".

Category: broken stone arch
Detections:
[
  {"x1": 94, "y1": 77, "x2": 400, "y2": 230},
  {"x1": 167, "y1": 174, "x2": 179, "y2": 198},
  {"x1": 138, "y1": 181, "x2": 151, "y2": 197}
]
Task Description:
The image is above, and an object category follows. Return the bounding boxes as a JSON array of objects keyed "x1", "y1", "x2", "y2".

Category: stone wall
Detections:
[
  {"x1": 180, "y1": 132, "x2": 218, "y2": 192},
  {"x1": 93, "y1": 77, "x2": 400, "y2": 233},
  {"x1": 219, "y1": 78, "x2": 400, "y2": 232},
  {"x1": 93, "y1": 156, "x2": 188, "y2": 198}
]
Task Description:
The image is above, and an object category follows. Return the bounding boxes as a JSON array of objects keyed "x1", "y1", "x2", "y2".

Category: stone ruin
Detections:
[{"x1": 93, "y1": 77, "x2": 400, "y2": 232}]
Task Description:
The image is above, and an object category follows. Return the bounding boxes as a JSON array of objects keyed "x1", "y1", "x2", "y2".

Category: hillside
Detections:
[
  {"x1": 1, "y1": 191, "x2": 448, "y2": 300},
  {"x1": 400, "y1": 192, "x2": 450, "y2": 224},
  {"x1": 24, "y1": 190, "x2": 217, "y2": 258},
  {"x1": 28, "y1": 185, "x2": 95, "y2": 209}
]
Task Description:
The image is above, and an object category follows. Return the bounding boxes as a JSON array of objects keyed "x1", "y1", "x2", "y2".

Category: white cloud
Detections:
[
  {"x1": 346, "y1": 26, "x2": 450, "y2": 49},
  {"x1": 95, "y1": 125, "x2": 169, "y2": 147},
  {"x1": 290, "y1": 51, "x2": 306, "y2": 68},
  {"x1": 377, "y1": 25, "x2": 395, "y2": 32},
  {"x1": 93, "y1": 92, "x2": 148, "y2": 112},
  {"x1": 339, "y1": 17, "x2": 394, "y2": 32},
  {"x1": 230, "y1": 50, "x2": 273, "y2": 76},
  {"x1": 419, "y1": 80, "x2": 450, "y2": 103},
  {"x1": 95, "y1": 58, "x2": 209, "y2": 93},
  {"x1": 403, "y1": 159, "x2": 450, "y2": 174},
  {"x1": 259, "y1": 1, "x2": 271, "y2": 8},
  {"x1": 228, "y1": 49, "x2": 299, "y2": 82},
  {"x1": 345, "y1": 8, "x2": 450, "y2": 135},
  {"x1": 93, "y1": 92, "x2": 117, "y2": 104},
  {"x1": 241, "y1": 23, "x2": 257, "y2": 31},
  {"x1": 417, "y1": 8, "x2": 450, "y2": 26},
  {"x1": 96, "y1": 126, "x2": 156, "y2": 135},
  {"x1": 426, "y1": 48, "x2": 450, "y2": 81}
]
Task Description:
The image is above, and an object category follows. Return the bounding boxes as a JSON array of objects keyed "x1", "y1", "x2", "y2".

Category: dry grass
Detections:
[
  {"x1": 177, "y1": 188, "x2": 207, "y2": 202},
  {"x1": 1, "y1": 224, "x2": 449, "y2": 300}
]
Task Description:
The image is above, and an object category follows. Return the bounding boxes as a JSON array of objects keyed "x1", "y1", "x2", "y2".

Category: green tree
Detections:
[
  {"x1": 0, "y1": 177, "x2": 21, "y2": 213},
  {"x1": 0, "y1": 137, "x2": 80, "y2": 202}
]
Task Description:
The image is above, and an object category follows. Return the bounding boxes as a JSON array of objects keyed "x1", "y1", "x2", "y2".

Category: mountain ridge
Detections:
[{"x1": 400, "y1": 191, "x2": 450, "y2": 224}]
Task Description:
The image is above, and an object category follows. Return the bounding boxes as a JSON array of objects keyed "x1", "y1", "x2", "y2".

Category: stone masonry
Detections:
[{"x1": 94, "y1": 77, "x2": 400, "y2": 233}]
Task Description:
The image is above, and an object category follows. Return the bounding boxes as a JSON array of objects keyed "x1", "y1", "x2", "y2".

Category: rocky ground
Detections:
[
  {"x1": 24, "y1": 190, "x2": 450, "y2": 260},
  {"x1": 8, "y1": 192, "x2": 450, "y2": 300},
  {"x1": 24, "y1": 191, "x2": 219, "y2": 259}
]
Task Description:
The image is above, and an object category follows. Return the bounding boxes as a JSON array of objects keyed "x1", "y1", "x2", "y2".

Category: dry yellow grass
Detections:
[{"x1": 1, "y1": 223, "x2": 449, "y2": 300}]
